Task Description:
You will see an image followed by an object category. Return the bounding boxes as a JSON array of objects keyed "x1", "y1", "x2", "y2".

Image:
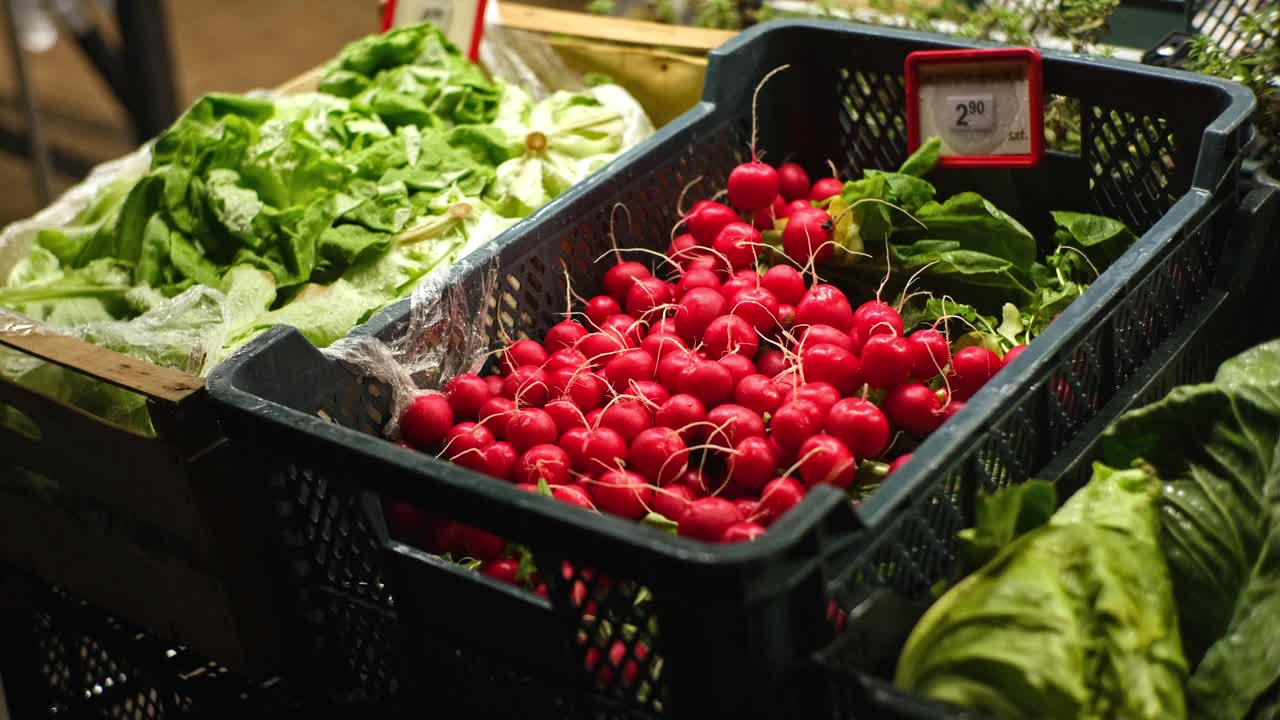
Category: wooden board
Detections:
[{"x1": 497, "y1": 2, "x2": 736, "y2": 50}]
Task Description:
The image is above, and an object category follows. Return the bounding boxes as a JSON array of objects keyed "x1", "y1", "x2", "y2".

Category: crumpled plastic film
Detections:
[
  {"x1": 478, "y1": 1, "x2": 585, "y2": 101},
  {"x1": 323, "y1": 252, "x2": 501, "y2": 440}
]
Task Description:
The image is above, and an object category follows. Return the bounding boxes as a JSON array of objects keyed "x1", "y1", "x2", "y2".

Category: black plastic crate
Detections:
[
  {"x1": 0, "y1": 572, "x2": 316, "y2": 719},
  {"x1": 208, "y1": 19, "x2": 1257, "y2": 719}
]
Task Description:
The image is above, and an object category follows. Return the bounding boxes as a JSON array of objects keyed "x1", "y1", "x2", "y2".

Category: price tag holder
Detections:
[
  {"x1": 905, "y1": 48, "x2": 1044, "y2": 168},
  {"x1": 382, "y1": 0, "x2": 489, "y2": 62}
]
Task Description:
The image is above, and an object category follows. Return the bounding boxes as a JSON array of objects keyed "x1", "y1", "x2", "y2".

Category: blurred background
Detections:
[{"x1": 0, "y1": 0, "x2": 378, "y2": 226}]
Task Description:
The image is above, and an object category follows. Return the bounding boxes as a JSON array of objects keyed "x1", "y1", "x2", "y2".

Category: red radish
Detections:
[
  {"x1": 712, "y1": 222, "x2": 762, "y2": 271},
  {"x1": 679, "y1": 468, "x2": 714, "y2": 496},
  {"x1": 387, "y1": 500, "x2": 427, "y2": 540},
  {"x1": 501, "y1": 339, "x2": 549, "y2": 373},
  {"x1": 854, "y1": 302, "x2": 904, "y2": 339},
  {"x1": 598, "y1": 400, "x2": 651, "y2": 444},
  {"x1": 810, "y1": 177, "x2": 842, "y2": 202},
  {"x1": 825, "y1": 398, "x2": 890, "y2": 458},
  {"x1": 849, "y1": 326, "x2": 865, "y2": 356},
  {"x1": 703, "y1": 315, "x2": 759, "y2": 359},
  {"x1": 679, "y1": 497, "x2": 745, "y2": 541},
  {"x1": 707, "y1": 404, "x2": 767, "y2": 447},
  {"x1": 949, "y1": 346, "x2": 1002, "y2": 400},
  {"x1": 585, "y1": 295, "x2": 621, "y2": 328},
  {"x1": 674, "y1": 287, "x2": 728, "y2": 343},
  {"x1": 717, "y1": 353, "x2": 756, "y2": 386},
  {"x1": 549, "y1": 369, "x2": 607, "y2": 411},
  {"x1": 629, "y1": 380, "x2": 670, "y2": 407},
  {"x1": 733, "y1": 498, "x2": 758, "y2": 518},
  {"x1": 425, "y1": 517, "x2": 465, "y2": 554},
  {"x1": 887, "y1": 454, "x2": 912, "y2": 475},
  {"x1": 656, "y1": 348, "x2": 698, "y2": 392},
  {"x1": 515, "y1": 444, "x2": 572, "y2": 485},
  {"x1": 506, "y1": 408, "x2": 558, "y2": 453},
  {"x1": 777, "y1": 162, "x2": 811, "y2": 201},
  {"x1": 590, "y1": 469, "x2": 653, "y2": 520},
  {"x1": 654, "y1": 394, "x2": 708, "y2": 443},
  {"x1": 722, "y1": 522, "x2": 767, "y2": 543},
  {"x1": 629, "y1": 428, "x2": 690, "y2": 486},
  {"x1": 761, "y1": 264, "x2": 805, "y2": 306},
  {"x1": 573, "y1": 427, "x2": 629, "y2": 474},
  {"x1": 584, "y1": 408, "x2": 604, "y2": 428},
  {"x1": 728, "y1": 161, "x2": 780, "y2": 211},
  {"x1": 400, "y1": 393, "x2": 453, "y2": 449},
  {"x1": 478, "y1": 442, "x2": 516, "y2": 481},
  {"x1": 800, "y1": 343, "x2": 862, "y2": 395},
  {"x1": 488, "y1": 396, "x2": 526, "y2": 436},
  {"x1": 588, "y1": 640, "x2": 648, "y2": 688},
  {"x1": 443, "y1": 373, "x2": 492, "y2": 420},
  {"x1": 719, "y1": 275, "x2": 758, "y2": 306},
  {"x1": 1003, "y1": 344, "x2": 1028, "y2": 366},
  {"x1": 602, "y1": 314, "x2": 645, "y2": 347},
  {"x1": 481, "y1": 558, "x2": 520, "y2": 585},
  {"x1": 578, "y1": 332, "x2": 627, "y2": 367},
  {"x1": 795, "y1": 284, "x2": 854, "y2": 331},
  {"x1": 502, "y1": 365, "x2": 549, "y2": 407},
  {"x1": 603, "y1": 348, "x2": 656, "y2": 391},
  {"x1": 943, "y1": 398, "x2": 966, "y2": 419},
  {"x1": 676, "y1": 267, "x2": 722, "y2": 297},
  {"x1": 547, "y1": 320, "x2": 591, "y2": 353},
  {"x1": 757, "y1": 349, "x2": 789, "y2": 379},
  {"x1": 908, "y1": 329, "x2": 951, "y2": 379},
  {"x1": 676, "y1": 359, "x2": 735, "y2": 407},
  {"x1": 782, "y1": 199, "x2": 812, "y2": 218},
  {"x1": 795, "y1": 382, "x2": 841, "y2": 414},
  {"x1": 485, "y1": 375, "x2": 504, "y2": 396},
  {"x1": 445, "y1": 422, "x2": 495, "y2": 460},
  {"x1": 461, "y1": 525, "x2": 506, "y2": 561},
  {"x1": 756, "y1": 477, "x2": 805, "y2": 526},
  {"x1": 653, "y1": 484, "x2": 695, "y2": 522},
  {"x1": 648, "y1": 317, "x2": 678, "y2": 337},
  {"x1": 797, "y1": 435, "x2": 857, "y2": 489},
  {"x1": 686, "y1": 201, "x2": 739, "y2": 246},
  {"x1": 546, "y1": 348, "x2": 588, "y2": 373},
  {"x1": 860, "y1": 334, "x2": 913, "y2": 388},
  {"x1": 883, "y1": 382, "x2": 945, "y2": 435},
  {"x1": 544, "y1": 399, "x2": 585, "y2": 435},
  {"x1": 625, "y1": 277, "x2": 674, "y2": 318},
  {"x1": 752, "y1": 195, "x2": 788, "y2": 231},
  {"x1": 782, "y1": 206, "x2": 834, "y2": 265},
  {"x1": 553, "y1": 484, "x2": 595, "y2": 510},
  {"x1": 734, "y1": 374, "x2": 784, "y2": 416},
  {"x1": 796, "y1": 323, "x2": 857, "y2": 354},
  {"x1": 770, "y1": 399, "x2": 826, "y2": 451},
  {"x1": 727, "y1": 436, "x2": 777, "y2": 493},
  {"x1": 667, "y1": 233, "x2": 701, "y2": 267},
  {"x1": 603, "y1": 261, "x2": 651, "y2": 302},
  {"x1": 728, "y1": 286, "x2": 780, "y2": 332}
]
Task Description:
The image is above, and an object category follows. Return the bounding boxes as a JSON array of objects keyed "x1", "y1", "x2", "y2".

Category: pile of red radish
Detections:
[{"x1": 393, "y1": 155, "x2": 1026, "y2": 559}]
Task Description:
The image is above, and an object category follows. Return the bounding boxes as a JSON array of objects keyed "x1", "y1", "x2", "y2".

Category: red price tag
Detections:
[
  {"x1": 905, "y1": 48, "x2": 1044, "y2": 169},
  {"x1": 381, "y1": 0, "x2": 489, "y2": 62}
]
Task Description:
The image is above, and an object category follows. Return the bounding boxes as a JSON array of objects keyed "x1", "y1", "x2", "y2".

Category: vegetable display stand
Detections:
[
  {"x1": 0, "y1": 321, "x2": 285, "y2": 679},
  {"x1": 0, "y1": 572, "x2": 312, "y2": 719},
  {"x1": 208, "y1": 19, "x2": 1257, "y2": 718}
]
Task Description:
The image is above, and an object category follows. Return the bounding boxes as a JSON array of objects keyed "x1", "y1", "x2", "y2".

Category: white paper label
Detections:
[
  {"x1": 390, "y1": 0, "x2": 483, "y2": 53},
  {"x1": 918, "y1": 61, "x2": 1032, "y2": 157}
]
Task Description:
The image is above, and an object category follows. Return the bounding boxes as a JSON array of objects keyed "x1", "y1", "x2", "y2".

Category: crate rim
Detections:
[{"x1": 208, "y1": 18, "x2": 1256, "y2": 569}]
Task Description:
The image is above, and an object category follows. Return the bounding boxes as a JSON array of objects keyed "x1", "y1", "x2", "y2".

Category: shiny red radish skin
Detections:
[
  {"x1": 752, "y1": 195, "x2": 788, "y2": 231},
  {"x1": 760, "y1": 264, "x2": 806, "y2": 306},
  {"x1": 756, "y1": 350, "x2": 789, "y2": 379},
  {"x1": 948, "y1": 346, "x2": 1003, "y2": 400},
  {"x1": 444, "y1": 422, "x2": 495, "y2": 462},
  {"x1": 603, "y1": 261, "x2": 651, "y2": 303},
  {"x1": 628, "y1": 379, "x2": 670, "y2": 407},
  {"x1": 567, "y1": 426, "x2": 629, "y2": 475},
  {"x1": 800, "y1": 343, "x2": 862, "y2": 395},
  {"x1": 702, "y1": 315, "x2": 760, "y2": 359},
  {"x1": 674, "y1": 287, "x2": 728, "y2": 343},
  {"x1": 883, "y1": 382, "x2": 946, "y2": 436},
  {"x1": 727, "y1": 436, "x2": 778, "y2": 493},
  {"x1": 794, "y1": 382, "x2": 841, "y2": 415},
  {"x1": 712, "y1": 222, "x2": 762, "y2": 271},
  {"x1": 1002, "y1": 344, "x2": 1029, "y2": 366},
  {"x1": 514, "y1": 444, "x2": 572, "y2": 486},
  {"x1": 505, "y1": 408, "x2": 558, "y2": 454},
  {"x1": 769, "y1": 399, "x2": 826, "y2": 452},
  {"x1": 597, "y1": 400, "x2": 651, "y2": 445},
  {"x1": 777, "y1": 162, "x2": 812, "y2": 201},
  {"x1": 782, "y1": 199, "x2": 812, "y2": 218},
  {"x1": 721, "y1": 522, "x2": 767, "y2": 543},
  {"x1": 481, "y1": 558, "x2": 521, "y2": 585},
  {"x1": 734, "y1": 374, "x2": 785, "y2": 416},
  {"x1": 795, "y1": 284, "x2": 854, "y2": 332},
  {"x1": 782, "y1": 206, "x2": 834, "y2": 265},
  {"x1": 676, "y1": 359, "x2": 735, "y2": 407},
  {"x1": 854, "y1": 302, "x2": 905, "y2": 340},
  {"x1": 602, "y1": 314, "x2": 645, "y2": 347},
  {"x1": 478, "y1": 396, "x2": 517, "y2": 439},
  {"x1": 679, "y1": 497, "x2": 745, "y2": 542},
  {"x1": 756, "y1": 477, "x2": 806, "y2": 526},
  {"x1": 727, "y1": 161, "x2": 780, "y2": 211},
  {"x1": 686, "y1": 201, "x2": 739, "y2": 246},
  {"x1": 553, "y1": 484, "x2": 595, "y2": 510},
  {"x1": 887, "y1": 454, "x2": 913, "y2": 476},
  {"x1": 796, "y1": 323, "x2": 857, "y2": 354},
  {"x1": 825, "y1": 398, "x2": 890, "y2": 459},
  {"x1": 603, "y1": 348, "x2": 657, "y2": 391},
  {"x1": 443, "y1": 373, "x2": 492, "y2": 420},
  {"x1": 545, "y1": 348, "x2": 588, "y2": 374},
  {"x1": 590, "y1": 469, "x2": 653, "y2": 520},
  {"x1": 860, "y1": 335, "x2": 913, "y2": 389},
  {"x1": 578, "y1": 332, "x2": 628, "y2": 368},
  {"x1": 502, "y1": 365, "x2": 550, "y2": 407},
  {"x1": 908, "y1": 329, "x2": 951, "y2": 379},
  {"x1": 706, "y1": 404, "x2": 767, "y2": 448},
  {"x1": 676, "y1": 267, "x2": 722, "y2": 297},
  {"x1": 797, "y1": 434, "x2": 857, "y2": 490},
  {"x1": 543, "y1": 399, "x2": 585, "y2": 435},
  {"x1": 548, "y1": 369, "x2": 607, "y2": 411},
  {"x1": 653, "y1": 393, "x2": 709, "y2": 443},
  {"x1": 624, "y1": 276, "x2": 674, "y2": 318},
  {"x1": 653, "y1": 484, "x2": 696, "y2": 523},
  {"x1": 655, "y1": 349, "x2": 699, "y2": 392},
  {"x1": 480, "y1": 441, "x2": 518, "y2": 481},
  {"x1": 400, "y1": 393, "x2": 453, "y2": 450},
  {"x1": 667, "y1": 233, "x2": 701, "y2": 268},
  {"x1": 585, "y1": 295, "x2": 621, "y2": 328},
  {"x1": 501, "y1": 339, "x2": 549, "y2": 374},
  {"x1": 461, "y1": 525, "x2": 506, "y2": 561},
  {"x1": 629, "y1": 427, "x2": 690, "y2": 486},
  {"x1": 810, "y1": 177, "x2": 842, "y2": 202},
  {"x1": 727, "y1": 286, "x2": 780, "y2": 333}
]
